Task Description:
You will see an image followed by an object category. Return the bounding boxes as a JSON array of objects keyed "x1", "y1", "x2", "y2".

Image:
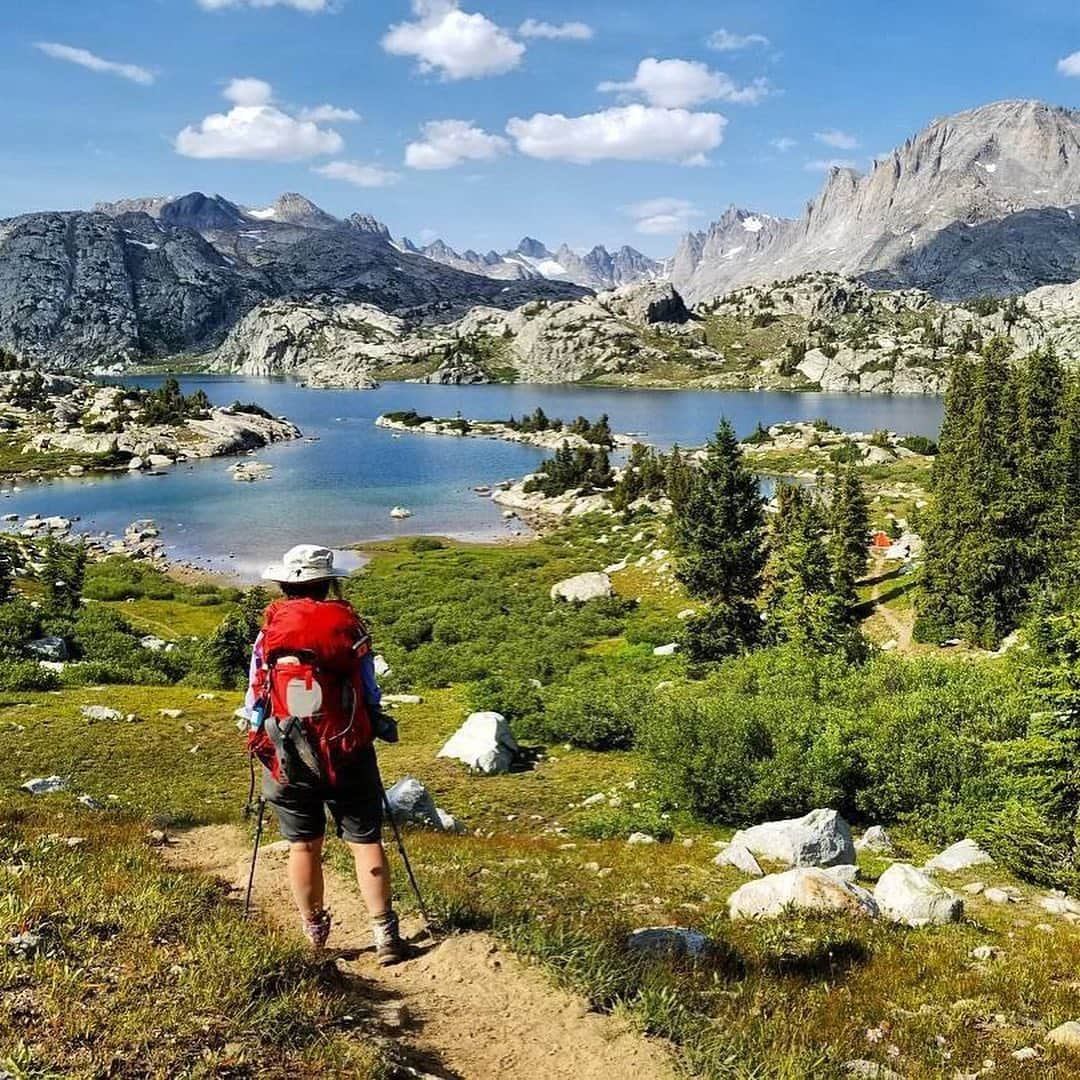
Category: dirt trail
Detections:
[
  {"x1": 167, "y1": 825, "x2": 675, "y2": 1080},
  {"x1": 867, "y1": 556, "x2": 915, "y2": 652}
]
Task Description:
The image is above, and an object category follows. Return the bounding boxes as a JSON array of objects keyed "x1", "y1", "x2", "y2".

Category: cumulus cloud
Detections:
[
  {"x1": 770, "y1": 136, "x2": 797, "y2": 152},
  {"x1": 599, "y1": 58, "x2": 770, "y2": 108},
  {"x1": 507, "y1": 105, "x2": 725, "y2": 165},
  {"x1": 197, "y1": 0, "x2": 332, "y2": 10},
  {"x1": 518, "y1": 18, "x2": 593, "y2": 40},
  {"x1": 1058, "y1": 51, "x2": 1080, "y2": 76},
  {"x1": 314, "y1": 160, "x2": 399, "y2": 187},
  {"x1": 814, "y1": 128, "x2": 858, "y2": 150},
  {"x1": 35, "y1": 41, "x2": 154, "y2": 85},
  {"x1": 382, "y1": 0, "x2": 524, "y2": 80},
  {"x1": 299, "y1": 103, "x2": 361, "y2": 122},
  {"x1": 624, "y1": 196, "x2": 699, "y2": 235},
  {"x1": 708, "y1": 28, "x2": 769, "y2": 52},
  {"x1": 175, "y1": 80, "x2": 344, "y2": 160},
  {"x1": 805, "y1": 158, "x2": 857, "y2": 172},
  {"x1": 405, "y1": 118, "x2": 509, "y2": 169}
]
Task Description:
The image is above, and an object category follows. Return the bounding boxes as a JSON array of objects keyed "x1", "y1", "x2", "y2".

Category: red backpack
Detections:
[{"x1": 248, "y1": 598, "x2": 373, "y2": 786}]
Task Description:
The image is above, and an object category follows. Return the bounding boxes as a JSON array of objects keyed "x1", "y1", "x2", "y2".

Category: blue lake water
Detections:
[{"x1": 1, "y1": 378, "x2": 943, "y2": 577}]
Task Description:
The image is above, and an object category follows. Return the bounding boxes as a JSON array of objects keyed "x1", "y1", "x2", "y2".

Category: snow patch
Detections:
[
  {"x1": 248, "y1": 206, "x2": 278, "y2": 220},
  {"x1": 742, "y1": 216, "x2": 763, "y2": 233},
  {"x1": 125, "y1": 238, "x2": 159, "y2": 250},
  {"x1": 974, "y1": 161, "x2": 998, "y2": 174}
]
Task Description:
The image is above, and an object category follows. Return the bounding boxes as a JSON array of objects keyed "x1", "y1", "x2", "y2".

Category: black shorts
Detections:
[{"x1": 262, "y1": 744, "x2": 383, "y2": 844}]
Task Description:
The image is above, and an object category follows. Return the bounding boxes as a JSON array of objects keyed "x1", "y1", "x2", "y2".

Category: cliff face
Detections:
[{"x1": 672, "y1": 101, "x2": 1080, "y2": 303}]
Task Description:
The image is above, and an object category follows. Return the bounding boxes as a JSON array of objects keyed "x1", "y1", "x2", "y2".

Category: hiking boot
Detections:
[
  {"x1": 373, "y1": 910, "x2": 408, "y2": 966},
  {"x1": 301, "y1": 907, "x2": 332, "y2": 950}
]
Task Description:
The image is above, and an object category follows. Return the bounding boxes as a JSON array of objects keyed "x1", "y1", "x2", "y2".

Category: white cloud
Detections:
[
  {"x1": 507, "y1": 105, "x2": 725, "y2": 165},
  {"x1": 805, "y1": 158, "x2": 857, "y2": 172},
  {"x1": 405, "y1": 118, "x2": 509, "y2": 169},
  {"x1": 624, "y1": 196, "x2": 699, "y2": 235},
  {"x1": 1058, "y1": 51, "x2": 1080, "y2": 76},
  {"x1": 197, "y1": 0, "x2": 332, "y2": 10},
  {"x1": 35, "y1": 41, "x2": 154, "y2": 85},
  {"x1": 314, "y1": 160, "x2": 399, "y2": 187},
  {"x1": 708, "y1": 28, "x2": 769, "y2": 52},
  {"x1": 224, "y1": 76, "x2": 273, "y2": 105},
  {"x1": 770, "y1": 136, "x2": 797, "y2": 152},
  {"x1": 599, "y1": 58, "x2": 770, "y2": 108},
  {"x1": 814, "y1": 128, "x2": 858, "y2": 150},
  {"x1": 175, "y1": 80, "x2": 343, "y2": 160},
  {"x1": 299, "y1": 103, "x2": 361, "y2": 122},
  {"x1": 518, "y1": 18, "x2": 593, "y2": 40},
  {"x1": 382, "y1": 0, "x2": 524, "y2": 80}
]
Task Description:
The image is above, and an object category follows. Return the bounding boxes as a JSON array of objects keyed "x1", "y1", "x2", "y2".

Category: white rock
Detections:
[
  {"x1": 924, "y1": 838, "x2": 994, "y2": 873},
  {"x1": 140, "y1": 635, "x2": 169, "y2": 652},
  {"x1": 824, "y1": 863, "x2": 860, "y2": 883},
  {"x1": 383, "y1": 694, "x2": 423, "y2": 705},
  {"x1": 1046, "y1": 1021, "x2": 1080, "y2": 1050},
  {"x1": 962, "y1": 882, "x2": 986, "y2": 895},
  {"x1": 676, "y1": 608, "x2": 697, "y2": 620},
  {"x1": 21, "y1": 775, "x2": 67, "y2": 795},
  {"x1": 77, "y1": 794, "x2": 103, "y2": 810},
  {"x1": 652, "y1": 642, "x2": 679, "y2": 656},
  {"x1": 873, "y1": 862, "x2": 963, "y2": 926},
  {"x1": 1011, "y1": 1047, "x2": 1038, "y2": 1061},
  {"x1": 80, "y1": 705, "x2": 123, "y2": 723},
  {"x1": 373, "y1": 654, "x2": 391, "y2": 678},
  {"x1": 982, "y1": 886, "x2": 1017, "y2": 904},
  {"x1": 437, "y1": 711, "x2": 519, "y2": 775},
  {"x1": 550, "y1": 572, "x2": 613, "y2": 603},
  {"x1": 971, "y1": 945, "x2": 1002, "y2": 961},
  {"x1": 580, "y1": 792, "x2": 607, "y2": 808},
  {"x1": 196, "y1": 693, "x2": 217, "y2": 701},
  {"x1": 435, "y1": 807, "x2": 465, "y2": 833},
  {"x1": 728, "y1": 867, "x2": 879, "y2": 921},
  {"x1": 626, "y1": 927, "x2": 710, "y2": 959},
  {"x1": 714, "y1": 843, "x2": 764, "y2": 878},
  {"x1": 730, "y1": 808, "x2": 856, "y2": 868},
  {"x1": 854, "y1": 825, "x2": 894, "y2": 855},
  {"x1": 158, "y1": 709, "x2": 184, "y2": 719},
  {"x1": 843, "y1": 1062, "x2": 904, "y2": 1080},
  {"x1": 627, "y1": 832, "x2": 657, "y2": 845},
  {"x1": 384, "y1": 776, "x2": 441, "y2": 828}
]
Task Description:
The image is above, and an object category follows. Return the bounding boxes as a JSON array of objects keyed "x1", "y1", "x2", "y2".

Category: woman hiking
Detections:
[{"x1": 243, "y1": 544, "x2": 407, "y2": 965}]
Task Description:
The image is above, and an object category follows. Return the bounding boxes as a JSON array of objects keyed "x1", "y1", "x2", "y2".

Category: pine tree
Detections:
[
  {"x1": 40, "y1": 539, "x2": 86, "y2": 626},
  {"x1": 673, "y1": 419, "x2": 766, "y2": 658},
  {"x1": 664, "y1": 446, "x2": 695, "y2": 511},
  {"x1": 826, "y1": 463, "x2": 871, "y2": 602}
]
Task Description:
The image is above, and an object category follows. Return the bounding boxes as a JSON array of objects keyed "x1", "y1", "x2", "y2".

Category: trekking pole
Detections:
[
  {"x1": 379, "y1": 783, "x2": 437, "y2": 940},
  {"x1": 244, "y1": 796, "x2": 267, "y2": 917}
]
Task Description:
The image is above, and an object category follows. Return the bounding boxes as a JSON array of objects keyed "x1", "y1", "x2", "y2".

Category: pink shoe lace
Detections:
[{"x1": 302, "y1": 908, "x2": 331, "y2": 950}]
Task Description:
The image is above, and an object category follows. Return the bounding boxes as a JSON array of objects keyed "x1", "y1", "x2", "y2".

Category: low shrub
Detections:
[
  {"x1": 535, "y1": 669, "x2": 653, "y2": 750},
  {"x1": 0, "y1": 659, "x2": 59, "y2": 691}
]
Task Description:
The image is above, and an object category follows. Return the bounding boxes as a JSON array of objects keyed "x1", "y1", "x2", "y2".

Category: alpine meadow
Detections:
[{"x1": 10, "y1": 2, "x2": 1080, "y2": 1078}]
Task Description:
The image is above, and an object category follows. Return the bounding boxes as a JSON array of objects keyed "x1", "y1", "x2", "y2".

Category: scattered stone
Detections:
[
  {"x1": 843, "y1": 1062, "x2": 903, "y2": 1080},
  {"x1": 25, "y1": 637, "x2": 68, "y2": 661},
  {"x1": 1046, "y1": 1021, "x2": 1080, "y2": 1051},
  {"x1": 21, "y1": 775, "x2": 67, "y2": 795},
  {"x1": 6, "y1": 931, "x2": 43, "y2": 958},
  {"x1": 713, "y1": 843, "x2": 764, "y2": 878},
  {"x1": 982, "y1": 886, "x2": 1018, "y2": 904},
  {"x1": 159, "y1": 709, "x2": 184, "y2": 719},
  {"x1": 580, "y1": 792, "x2": 607, "y2": 808},
  {"x1": 146, "y1": 829, "x2": 173, "y2": 847},
  {"x1": 383, "y1": 693, "x2": 424, "y2": 706},
  {"x1": 196, "y1": 693, "x2": 217, "y2": 700},
  {"x1": 824, "y1": 863, "x2": 860, "y2": 883},
  {"x1": 854, "y1": 825, "x2": 895, "y2": 855},
  {"x1": 730, "y1": 808, "x2": 856, "y2": 868},
  {"x1": 962, "y1": 882, "x2": 986, "y2": 895},
  {"x1": 81, "y1": 705, "x2": 122, "y2": 723},
  {"x1": 971, "y1": 945, "x2": 1003, "y2": 961},
  {"x1": 437, "y1": 711, "x2": 519, "y2": 774},
  {"x1": 626, "y1": 927, "x2": 710, "y2": 959},
  {"x1": 140, "y1": 636, "x2": 170, "y2": 652},
  {"x1": 653, "y1": 642, "x2": 679, "y2": 657},
  {"x1": 627, "y1": 832, "x2": 657, "y2": 845},
  {"x1": 924, "y1": 838, "x2": 994, "y2": 873},
  {"x1": 676, "y1": 608, "x2": 696, "y2": 620},
  {"x1": 436, "y1": 808, "x2": 465, "y2": 833},
  {"x1": 384, "y1": 777, "x2": 443, "y2": 829},
  {"x1": 728, "y1": 867, "x2": 879, "y2": 921},
  {"x1": 873, "y1": 863, "x2": 963, "y2": 926},
  {"x1": 1011, "y1": 1047, "x2": 1038, "y2": 1061},
  {"x1": 263, "y1": 840, "x2": 291, "y2": 854},
  {"x1": 1039, "y1": 894, "x2": 1080, "y2": 916},
  {"x1": 550, "y1": 572, "x2": 613, "y2": 603},
  {"x1": 77, "y1": 794, "x2": 104, "y2": 810}
]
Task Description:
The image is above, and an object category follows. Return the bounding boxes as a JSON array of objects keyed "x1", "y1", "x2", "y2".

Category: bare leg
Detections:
[
  {"x1": 347, "y1": 840, "x2": 392, "y2": 916},
  {"x1": 287, "y1": 838, "x2": 325, "y2": 919}
]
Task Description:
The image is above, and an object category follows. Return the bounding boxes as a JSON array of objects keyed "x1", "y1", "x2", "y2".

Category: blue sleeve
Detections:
[{"x1": 360, "y1": 649, "x2": 381, "y2": 708}]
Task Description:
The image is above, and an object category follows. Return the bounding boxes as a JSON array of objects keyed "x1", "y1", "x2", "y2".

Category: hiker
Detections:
[{"x1": 243, "y1": 544, "x2": 407, "y2": 964}]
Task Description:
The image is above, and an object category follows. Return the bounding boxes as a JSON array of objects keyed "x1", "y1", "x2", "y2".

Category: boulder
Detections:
[
  {"x1": 550, "y1": 572, "x2": 613, "y2": 603},
  {"x1": 873, "y1": 863, "x2": 964, "y2": 926},
  {"x1": 626, "y1": 926, "x2": 710, "y2": 959},
  {"x1": 25, "y1": 637, "x2": 68, "y2": 661},
  {"x1": 436, "y1": 808, "x2": 465, "y2": 833},
  {"x1": 383, "y1": 693, "x2": 424, "y2": 706},
  {"x1": 714, "y1": 843, "x2": 764, "y2": 878},
  {"x1": 730, "y1": 808, "x2": 856, "y2": 868},
  {"x1": 21, "y1": 775, "x2": 67, "y2": 795},
  {"x1": 627, "y1": 832, "x2": 658, "y2": 845},
  {"x1": 1047, "y1": 1021, "x2": 1080, "y2": 1051},
  {"x1": 81, "y1": 705, "x2": 123, "y2": 723},
  {"x1": 855, "y1": 825, "x2": 895, "y2": 855},
  {"x1": 728, "y1": 867, "x2": 879, "y2": 921},
  {"x1": 384, "y1": 777, "x2": 441, "y2": 828},
  {"x1": 437, "y1": 711, "x2": 519, "y2": 774},
  {"x1": 652, "y1": 642, "x2": 679, "y2": 656},
  {"x1": 924, "y1": 838, "x2": 994, "y2": 873}
]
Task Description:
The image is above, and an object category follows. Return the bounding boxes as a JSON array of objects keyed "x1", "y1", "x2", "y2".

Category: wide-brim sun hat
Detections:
[{"x1": 262, "y1": 544, "x2": 350, "y2": 584}]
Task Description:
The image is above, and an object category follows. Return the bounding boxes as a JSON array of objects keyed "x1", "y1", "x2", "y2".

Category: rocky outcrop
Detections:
[
  {"x1": 550, "y1": 572, "x2": 614, "y2": 603},
  {"x1": 672, "y1": 100, "x2": 1080, "y2": 303},
  {"x1": 728, "y1": 867, "x2": 879, "y2": 920},
  {"x1": 924, "y1": 838, "x2": 995, "y2": 873},
  {"x1": 729, "y1": 808, "x2": 856, "y2": 868},
  {"x1": 437, "y1": 711, "x2": 520, "y2": 774},
  {"x1": 873, "y1": 863, "x2": 964, "y2": 926}
]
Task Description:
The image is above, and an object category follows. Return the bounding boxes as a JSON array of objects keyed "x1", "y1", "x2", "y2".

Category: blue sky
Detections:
[{"x1": 5, "y1": 0, "x2": 1080, "y2": 256}]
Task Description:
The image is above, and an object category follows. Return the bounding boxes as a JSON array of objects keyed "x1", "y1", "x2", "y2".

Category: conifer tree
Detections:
[
  {"x1": 826, "y1": 463, "x2": 871, "y2": 602},
  {"x1": 673, "y1": 419, "x2": 766, "y2": 658}
]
